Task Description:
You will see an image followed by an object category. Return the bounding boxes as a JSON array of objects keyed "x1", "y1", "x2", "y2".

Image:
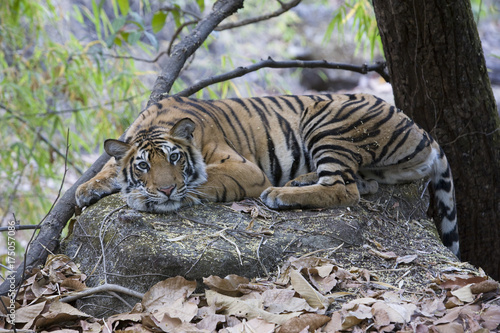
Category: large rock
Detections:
[{"x1": 61, "y1": 181, "x2": 463, "y2": 317}]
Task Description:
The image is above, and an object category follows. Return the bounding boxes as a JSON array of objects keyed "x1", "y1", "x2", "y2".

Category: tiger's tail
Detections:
[{"x1": 431, "y1": 145, "x2": 460, "y2": 258}]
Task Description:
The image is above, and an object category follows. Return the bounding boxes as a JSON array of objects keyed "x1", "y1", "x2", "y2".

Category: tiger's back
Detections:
[
  {"x1": 76, "y1": 93, "x2": 459, "y2": 257},
  {"x1": 135, "y1": 94, "x2": 325, "y2": 186}
]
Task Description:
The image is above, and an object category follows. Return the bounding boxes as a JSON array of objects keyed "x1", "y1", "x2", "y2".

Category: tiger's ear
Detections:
[
  {"x1": 170, "y1": 118, "x2": 195, "y2": 140},
  {"x1": 104, "y1": 139, "x2": 131, "y2": 160}
]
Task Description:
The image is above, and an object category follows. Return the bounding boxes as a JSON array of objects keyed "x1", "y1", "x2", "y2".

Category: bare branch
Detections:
[
  {"x1": 216, "y1": 0, "x2": 302, "y2": 31},
  {"x1": 100, "y1": 51, "x2": 169, "y2": 64},
  {"x1": 176, "y1": 58, "x2": 390, "y2": 97},
  {"x1": 60, "y1": 283, "x2": 144, "y2": 303},
  {"x1": 148, "y1": 0, "x2": 245, "y2": 105},
  {"x1": 167, "y1": 20, "x2": 199, "y2": 56},
  {"x1": 0, "y1": 225, "x2": 41, "y2": 232}
]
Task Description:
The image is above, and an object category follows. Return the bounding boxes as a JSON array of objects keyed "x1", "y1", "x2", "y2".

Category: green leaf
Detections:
[
  {"x1": 152, "y1": 11, "x2": 167, "y2": 33},
  {"x1": 127, "y1": 31, "x2": 141, "y2": 45},
  {"x1": 117, "y1": 0, "x2": 130, "y2": 15},
  {"x1": 172, "y1": 5, "x2": 181, "y2": 28},
  {"x1": 129, "y1": 10, "x2": 145, "y2": 29},
  {"x1": 111, "y1": 16, "x2": 126, "y2": 32},
  {"x1": 196, "y1": 0, "x2": 205, "y2": 13},
  {"x1": 105, "y1": 33, "x2": 116, "y2": 47},
  {"x1": 91, "y1": 0, "x2": 102, "y2": 39},
  {"x1": 72, "y1": 4, "x2": 84, "y2": 24},
  {"x1": 144, "y1": 31, "x2": 158, "y2": 50}
]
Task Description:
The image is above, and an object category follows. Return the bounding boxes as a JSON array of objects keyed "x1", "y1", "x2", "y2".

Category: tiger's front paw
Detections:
[
  {"x1": 260, "y1": 187, "x2": 302, "y2": 209},
  {"x1": 75, "y1": 178, "x2": 121, "y2": 208}
]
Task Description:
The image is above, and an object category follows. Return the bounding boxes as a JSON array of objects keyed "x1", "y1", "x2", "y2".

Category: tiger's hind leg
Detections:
[
  {"x1": 355, "y1": 177, "x2": 379, "y2": 195},
  {"x1": 261, "y1": 144, "x2": 362, "y2": 210},
  {"x1": 284, "y1": 172, "x2": 378, "y2": 195}
]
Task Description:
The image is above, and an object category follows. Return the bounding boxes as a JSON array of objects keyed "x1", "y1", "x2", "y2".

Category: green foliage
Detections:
[
  {"x1": 471, "y1": 0, "x2": 499, "y2": 22},
  {"x1": 324, "y1": 0, "x2": 382, "y2": 59},
  {"x1": 0, "y1": 0, "x2": 154, "y2": 233}
]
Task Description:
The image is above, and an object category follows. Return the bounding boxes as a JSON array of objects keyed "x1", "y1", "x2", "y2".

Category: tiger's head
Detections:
[{"x1": 105, "y1": 118, "x2": 207, "y2": 213}]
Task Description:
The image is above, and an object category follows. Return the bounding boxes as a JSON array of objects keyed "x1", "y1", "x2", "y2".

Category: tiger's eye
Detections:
[
  {"x1": 170, "y1": 153, "x2": 180, "y2": 163},
  {"x1": 138, "y1": 161, "x2": 149, "y2": 170}
]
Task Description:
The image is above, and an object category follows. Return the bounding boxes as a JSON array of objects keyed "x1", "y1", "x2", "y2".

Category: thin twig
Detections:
[
  {"x1": 167, "y1": 20, "x2": 199, "y2": 56},
  {"x1": 0, "y1": 225, "x2": 41, "y2": 232},
  {"x1": 256, "y1": 237, "x2": 269, "y2": 277},
  {"x1": 176, "y1": 58, "x2": 389, "y2": 97},
  {"x1": 59, "y1": 283, "x2": 144, "y2": 303},
  {"x1": 99, "y1": 51, "x2": 169, "y2": 63},
  {"x1": 159, "y1": 5, "x2": 202, "y2": 21},
  {"x1": 107, "y1": 291, "x2": 134, "y2": 309},
  {"x1": 184, "y1": 239, "x2": 219, "y2": 276},
  {"x1": 216, "y1": 0, "x2": 302, "y2": 31},
  {"x1": 15, "y1": 130, "x2": 71, "y2": 301}
]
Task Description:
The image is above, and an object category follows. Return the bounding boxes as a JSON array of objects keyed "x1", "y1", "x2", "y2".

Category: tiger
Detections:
[{"x1": 75, "y1": 93, "x2": 459, "y2": 257}]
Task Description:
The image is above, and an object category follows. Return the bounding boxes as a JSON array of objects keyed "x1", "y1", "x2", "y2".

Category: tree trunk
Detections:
[{"x1": 372, "y1": 0, "x2": 500, "y2": 279}]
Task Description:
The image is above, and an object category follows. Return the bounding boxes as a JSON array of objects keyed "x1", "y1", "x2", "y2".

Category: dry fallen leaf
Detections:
[
  {"x1": 481, "y1": 304, "x2": 500, "y2": 330},
  {"x1": 276, "y1": 313, "x2": 330, "y2": 333},
  {"x1": 369, "y1": 248, "x2": 398, "y2": 260},
  {"x1": 444, "y1": 296, "x2": 463, "y2": 309},
  {"x1": 13, "y1": 301, "x2": 46, "y2": 329},
  {"x1": 105, "y1": 312, "x2": 143, "y2": 332},
  {"x1": 203, "y1": 275, "x2": 250, "y2": 297},
  {"x1": 372, "y1": 301, "x2": 417, "y2": 325},
  {"x1": 34, "y1": 301, "x2": 90, "y2": 329},
  {"x1": 141, "y1": 276, "x2": 197, "y2": 312},
  {"x1": 262, "y1": 288, "x2": 315, "y2": 313},
  {"x1": 307, "y1": 269, "x2": 338, "y2": 294},
  {"x1": 347, "y1": 303, "x2": 373, "y2": 321},
  {"x1": 205, "y1": 290, "x2": 301, "y2": 325},
  {"x1": 450, "y1": 285, "x2": 474, "y2": 303},
  {"x1": 322, "y1": 311, "x2": 343, "y2": 332},
  {"x1": 151, "y1": 297, "x2": 199, "y2": 323},
  {"x1": 224, "y1": 318, "x2": 275, "y2": 333},
  {"x1": 439, "y1": 275, "x2": 487, "y2": 290},
  {"x1": 433, "y1": 322, "x2": 465, "y2": 333},
  {"x1": 396, "y1": 254, "x2": 418, "y2": 264},
  {"x1": 196, "y1": 306, "x2": 226, "y2": 332},
  {"x1": 289, "y1": 269, "x2": 330, "y2": 309}
]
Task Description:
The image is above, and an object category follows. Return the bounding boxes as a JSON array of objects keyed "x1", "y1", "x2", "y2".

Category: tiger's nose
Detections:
[{"x1": 159, "y1": 185, "x2": 176, "y2": 197}]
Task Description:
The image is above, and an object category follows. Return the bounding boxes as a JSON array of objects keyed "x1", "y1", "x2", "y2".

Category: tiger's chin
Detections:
[{"x1": 125, "y1": 194, "x2": 197, "y2": 213}]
